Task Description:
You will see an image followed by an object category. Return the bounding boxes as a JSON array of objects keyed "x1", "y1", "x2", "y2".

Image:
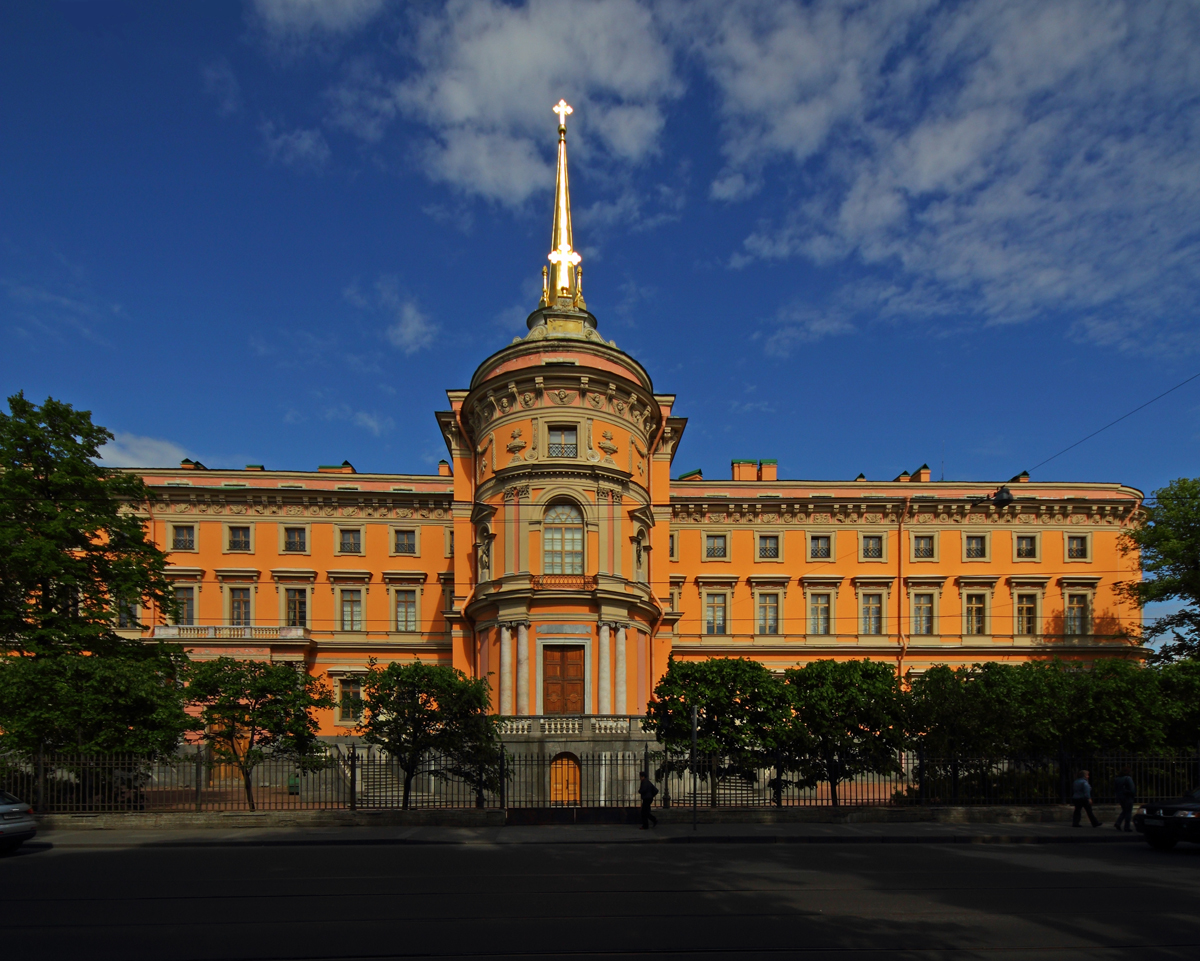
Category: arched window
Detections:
[{"x1": 543, "y1": 503, "x2": 584, "y2": 574}]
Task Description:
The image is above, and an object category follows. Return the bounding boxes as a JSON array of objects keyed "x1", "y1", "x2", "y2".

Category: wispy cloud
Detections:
[
  {"x1": 760, "y1": 302, "x2": 856, "y2": 357},
  {"x1": 96, "y1": 432, "x2": 189, "y2": 468},
  {"x1": 344, "y1": 276, "x2": 437, "y2": 354},
  {"x1": 259, "y1": 120, "x2": 331, "y2": 171},
  {"x1": 201, "y1": 59, "x2": 241, "y2": 117},
  {"x1": 683, "y1": 0, "x2": 1200, "y2": 353},
  {"x1": 323, "y1": 403, "x2": 394, "y2": 436},
  {"x1": 251, "y1": 0, "x2": 388, "y2": 54}
]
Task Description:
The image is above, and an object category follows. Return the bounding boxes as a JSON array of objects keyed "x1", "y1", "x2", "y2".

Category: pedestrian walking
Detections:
[
  {"x1": 1113, "y1": 768, "x2": 1136, "y2": 832},
  {"x1": 638, "y1": 771, "x2": 658, "y2": 829},
  {"x1": 1071, "y1": 769, "x2": 1101, "y2": 828}
]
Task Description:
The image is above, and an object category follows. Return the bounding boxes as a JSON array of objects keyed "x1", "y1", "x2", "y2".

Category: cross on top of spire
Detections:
[{"x1": 553, "y1": 99, "x2": 573, "y2": 129}]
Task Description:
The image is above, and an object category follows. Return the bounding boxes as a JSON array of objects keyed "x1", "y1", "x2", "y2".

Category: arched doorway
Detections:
[{"x1": 549, "y1": 752, "x2": 581, "y2": 806}]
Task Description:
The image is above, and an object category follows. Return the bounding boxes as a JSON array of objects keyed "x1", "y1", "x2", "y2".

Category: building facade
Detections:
[{"x1": 127, "y1": 103, "x2": 1144, "y2": 739}]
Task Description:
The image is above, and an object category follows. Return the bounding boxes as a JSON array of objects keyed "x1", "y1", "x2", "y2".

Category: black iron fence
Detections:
[{"x1": 3, "y1": 746, "x2": 1197, "y2": 813}]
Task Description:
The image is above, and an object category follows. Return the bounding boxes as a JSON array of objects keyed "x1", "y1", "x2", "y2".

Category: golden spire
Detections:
[{"x1": 546, "y1": 99, "x2": 584, "y2": 310}]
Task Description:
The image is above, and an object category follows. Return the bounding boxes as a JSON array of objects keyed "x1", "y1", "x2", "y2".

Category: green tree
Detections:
[
  {"x1": 1119, "y1": 477, "x2": 1200, "y2": 662},
  {"x1": 0, "y1": 392, "x2": 174, "y2": 657},
  {"x1": 356, "y1": 660, "x2": 501, "y2": 809},
  {"x1": 1159, "y1": 659, "x2": 1200, "y2": 750},
  {"x1": 644, "y1": 656, "x2": 784, "y2": 805},
  {"x1": 186, "y1": 658, "x2": 334, "y2": 810},
  {"x1": 0, "y1": 648, "x2": 193, "y2": 755},
  {"x1": 780, "y1": 659, "x2": 905, "y2": 807}
]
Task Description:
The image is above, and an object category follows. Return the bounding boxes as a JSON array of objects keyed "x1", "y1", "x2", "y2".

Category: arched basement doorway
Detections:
[{"x1": 549, "y1": 752, "x2": 581, "y2": 807}]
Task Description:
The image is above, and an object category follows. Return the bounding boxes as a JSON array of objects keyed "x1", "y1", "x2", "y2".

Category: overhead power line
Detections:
[{"x1": 1028, "y1": 371, "x2": 1200, "y2": 475}]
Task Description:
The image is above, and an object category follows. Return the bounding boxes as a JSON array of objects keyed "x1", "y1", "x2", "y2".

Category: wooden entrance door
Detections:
[
  {"x1": 549, "y1": 752, "x2": 581, "y2": 806},
  {"x1": 543, "y1": 645, "x2": 585, "y2": 714}
]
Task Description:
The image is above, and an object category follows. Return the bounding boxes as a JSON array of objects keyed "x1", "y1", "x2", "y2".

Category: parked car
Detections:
[
  {"x1": 1133, "y1": 787, "x2": 1200, "y2": 850},
  {"x1": 0, "y1": 790, "x2": 37, "y2": 854}
]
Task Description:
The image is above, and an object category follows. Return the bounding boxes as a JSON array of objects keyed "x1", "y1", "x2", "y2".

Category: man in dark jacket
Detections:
[
  {"x1": 1113, "y1": 769, "x2": 1136, "y2": 832},
  {"x1": 638, "y1": 771, "x2": 658, "y2": 829},
  {"x1": 1071, "y1": 770, "x2": 1101, "y2": 827}
]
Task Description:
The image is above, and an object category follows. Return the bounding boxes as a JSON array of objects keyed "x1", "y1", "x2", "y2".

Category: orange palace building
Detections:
[{"x1": 126, "y1": 102, "x2": 1143, "y2": 742}]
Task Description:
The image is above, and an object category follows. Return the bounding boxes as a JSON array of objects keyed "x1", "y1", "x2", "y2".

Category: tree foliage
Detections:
[
  {"x1": 778, "y1": 659, "x2": 905, "y2": 806},
  {"x1": 356, "y1": 660, "x2": 502, "y2": 809},
  {"x1": 186, "y1": 658, "x2": 334, "y2": 810},
  {"x1": 0, "y1": 392, "x2": 173, "y2": 657},
  {"x1": 1119, "y1": 477, "x2": 1200, "y2": 662},
  {"x1": 0, "y1": 648, "x2": 193, "y2": 755}
]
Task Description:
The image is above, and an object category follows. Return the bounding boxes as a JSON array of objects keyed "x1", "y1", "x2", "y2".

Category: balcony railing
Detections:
[
  {"x1": 547, "y1": 443, "x2": 577, "y2": 458},
  {"x1": 497, "y1": 716, "x2": 649, "y2": 737},
  {"x1": 154, "y1": 625, "x2": 310, "y2": 640},
  {"x1": 530, "y1": 574, "x2": 598, "y2": 591}
]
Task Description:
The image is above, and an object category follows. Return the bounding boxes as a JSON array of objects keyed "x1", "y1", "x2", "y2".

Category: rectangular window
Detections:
[
  {"x1": 669, "y1": 533, "x2": 676, "y2": 559},
  {"x1": 340, "y1": 590, "x2": 362, "y2": 631},
  {"x1": 810, "y1": 535, "x2": 831, "y2": 559},
  {"x1": 913, "y1": 593, "x2": 933, "y2": 635},
  {"x1": 228, "y1": 526, "x2": 251, "y2": 551},
  {"x1": 396, "y1": 589, "x2": 417, "y2": 632},
  {"x1": 1016, "y1": 536, "x2": 1037, "y2": 559},
  {"x1": 1067, "y1": 536, "x2": 1088, "y2": 560},
  {"x1": 394, "y1": 530, "x2": 416, "y2": 555},
  {"x1": 862, "y1": 535, "x2": 883, "y2": 559},
  {"x1": 338, "y1": 678, "x2": 362, "y2": 723},
  {"x1": 548, "y1": 426, "x2": 577, "y2": 458},
  {"x1": 1016, "y1": 593, "x2": 1038, "y2": 635},
  {"x1": 173, "y1": 587, "x2": 195, "y2": 626},
  {"x1": 705, "y1": 593, "x2": 727, "y2": 635},
  {"x1": 913, "y1": 536, "x2": 934, "y2": 559},
  {"x1": 965, "y1": 536, "x2": 986, "y2": 559},
  {"x1": 284, "y1": 527, "x2": 306, "y2": 552},
  {"x1": 230, "y1": 588, "x2": 251, "y2": 626},
  {"x1": 809, "y1": 593, "x2": 831, "y2": 635},
  {"x1": 705, "y1": 534, "x2": 727, "y2": 558},
  {"x1": 172, "y1": 525, "x2": 195, "y2": 551},
  {"x1": 758, "y1": 535, "x2": 779, "y2": 559},
  {"x1": 286, "y1": 589, "x2": 307, "y2": 628},
  {"x1": 965, "y1": 594, "x2": 986, "y2": 635},
  {"x1": 339, "y1": 529, "x2": 362, "y2": 554},
  {"x1": 861, "y1": 593, "x2": 883, "y2": 634},
  {"x1": 757, "y1": 593, "x2": 779, "y2": 635},
  {"x1": 1065, "y1": 594, "x2": 1088, "y2": 634},
  {"x1": 117, "y1": 598, "x2": 138, "y2": 629}
]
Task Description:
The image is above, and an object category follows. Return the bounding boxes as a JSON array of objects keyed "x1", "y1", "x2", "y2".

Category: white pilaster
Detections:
[
  {"x1": 598, "y1": 622, "x2": 612, "y2": 715},
  {"x1": 615, "y1": 624, "x2": 628, "y2": 715},
  {"x1": 499, "y1": 623, "x2": 513, "y2": 716},
  {"x1": 516, "y1": 621, "x2": 530, "y2": 715}
]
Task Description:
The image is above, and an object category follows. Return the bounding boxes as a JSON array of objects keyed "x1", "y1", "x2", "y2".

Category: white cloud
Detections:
[
  {"x1": 259, "y1": 120, "x2": 331, "y2": 171},
  {"x1": 345, "y1": 275, "x2": 437, "y2": 353},
  {"x1": 252, "y1": 0, "x2": 387, "y2": 42},
  {"x1": 325, "y1": 0, "x2": 680, "y2": 205},
  {"x1": 760, "y1": 303, "x2": 856, "y2": 357},
  {"x1": 201, "y1": 59, "x2": 241, "y2": 116},
  {"x1": 683, "y1": 0, "x2": 1200, "y2": 352},
  {"x1": 323, "y1": 404, "x2": 394, "y2": 436},
  {"x1": 96, "y1": 432, "x2": 189, "y2": 468}
]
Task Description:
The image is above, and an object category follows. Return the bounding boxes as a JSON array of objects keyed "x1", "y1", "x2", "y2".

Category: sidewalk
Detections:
[{"x1": 24, "y1": 818, "x2": 1145, "y2": 851}]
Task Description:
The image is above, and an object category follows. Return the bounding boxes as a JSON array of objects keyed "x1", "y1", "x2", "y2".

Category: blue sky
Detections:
[{"x1": 3, "y1": 0, "x2": 1199, "y2": 499}]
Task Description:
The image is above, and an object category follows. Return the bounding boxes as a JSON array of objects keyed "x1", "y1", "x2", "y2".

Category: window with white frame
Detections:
[
  {"x1": 705, "y1": 593, "x2": 727, "y2": 634},
  {"x1": 1065, "y1": 593, "x2": 1089, "y2": 634},
  {"x1": 964, "y1": 593, "x2": 987, "y2": 634},
  {"x1": 230, "y1": 588, "x2": 251, "y2": 626},
  {"x1": 396, "y1": 589, "x2": 417, "y2": 632},
  {"x1": 1016, "y1": 593, "x2": 1038, "y2": 635},
  {"x1": 340, "y1": 589, "x2": 363, "y2": 631},
  {"x1": 861, "y1": 593, "x2": 883, "y2": 634},
  {"x1": 543, "y1": 503, "x2": 584, "y2": 574},
  {"x1": 757, "y1": 593, "x2": 779, "y2": 634},
  {"x1": 912, "y1": 593, "x2": 934, "y2": 635},
  {"x1": 809, "y1": 593, "x2": 831, "y2": 634}
]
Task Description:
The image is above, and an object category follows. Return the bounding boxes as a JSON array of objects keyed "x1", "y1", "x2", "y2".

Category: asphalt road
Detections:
[{"x1": 2, "y1": 835, "x2": 1198, "y2": 960}]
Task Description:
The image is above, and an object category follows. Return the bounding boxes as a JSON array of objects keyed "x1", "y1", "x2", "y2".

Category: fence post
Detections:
[
  {"x1": 500, "y1": 751, "x2": 507, "y2": 810},
  {"x1": 348, "y1": 744, "x2": 357, "y2": 812},
  {"x1": 36, "y1": 745, "x2": 45, "y2": 815},
  {"x1": 918, "y1": 747, "x2": 926, "y2": 805},
  {"x1": 195, "y1": 744, "x2": 203, "y2": 812}
]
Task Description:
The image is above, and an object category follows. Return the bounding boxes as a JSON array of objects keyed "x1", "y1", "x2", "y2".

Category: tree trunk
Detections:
[
  {"x1": 239, "y1": 763, "x2": 256, "y2": 811},
  {"x1": 402, "y1": 768, "x2": 415, "y2": 810}
]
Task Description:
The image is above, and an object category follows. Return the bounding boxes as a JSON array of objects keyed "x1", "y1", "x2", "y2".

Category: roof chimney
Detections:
[
  {"x1": 758, "y1": 459, "x2": 777, "y2": 481},
  {"x1": 913, "y1": 464, "x2": 931, "y2": 482},
  {"x1": 732, "y1": 459, "x2": 758, "y2": 481},
  {"x1": 438, "y1": 460, "x2": 452, "y2": 477}
]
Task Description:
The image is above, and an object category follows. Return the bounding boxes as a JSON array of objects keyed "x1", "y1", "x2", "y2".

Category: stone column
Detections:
[
  {"x1": 516, "y1": 621, "x2": 530, "y2": 716},
  {"x1": 499, "y1": 623, "x2": 513, "y2": 716},
  {"x1": 615, "y1": 624, "x2": 628, "y2": 715},
  {"x1": 598, "y1": 622, "x2": 612, "y2": 715}
]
